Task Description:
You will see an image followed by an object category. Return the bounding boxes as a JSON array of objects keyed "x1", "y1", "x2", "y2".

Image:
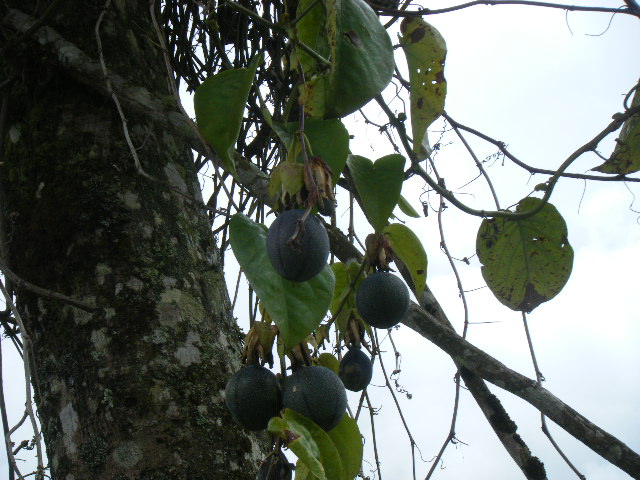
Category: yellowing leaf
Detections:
[
  {"x1": 476, "y1": 198, "x2": 574, "y2": 312},
  {"x1": 400, "y1": 18, "x2": 447, "y2": 156},
  {"x1": 593, "y1": 83, "x2": 640, "y2": 174}
]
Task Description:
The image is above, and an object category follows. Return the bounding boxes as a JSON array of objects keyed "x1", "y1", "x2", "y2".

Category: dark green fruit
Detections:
[
  {"x1": 225, "y1": 364, "x2": 280, "y2": 431},
  {"x1": 339, "y1": 347, "x2": 373, "y2": 392},
  {"x1": 256, "y1": 452, "x2": 293, "y2": 480},
  {"x1": 317, "y1": 197, "x2": 336, "y2": 217},
  {"x1": 356, "y1": 272, "x2": 409, "y2": 328},
  {"x1": 282, "y1": 366, "x2": 347, "y2": 431},
  {"x1": 266, "y1": 209, "x2": 330, "y2": 282}
]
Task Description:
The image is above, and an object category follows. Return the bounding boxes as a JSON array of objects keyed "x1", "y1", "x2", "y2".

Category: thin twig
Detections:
[
  {"x1": 0, "y1": 260, "x2": 96, "y2": 313},
  {"x1": 0, "y1": 279, "x2": 44, "y2": 480},
  {"x1": 96, "y1": 0, "x2": 146, "y2": 176},
  {"x1": 149, "y1": 0, "x2": 239, "y2": 212},
  {"x1": 376, "y1": 1, "x2": 636, "y2": 18},
  {"x1": 522, "y1": 311, "x2": 585, "y2": 479},
  {"x1": 365, "y1": 391, "x2": 383, "y2": 480},
  {"x1": 0, "y1": 331, "x2": 16, "y2": 480},
  {"x1": 448, "y1": 120, "x2": 501, "y2": 209},
  {"x1": 377, "y1": 94, "x2": 640, "y2": 221},
  {"x1": 443, "y1": 112, "x2": 640, "y2": 184},
  {"x1": 374, "y1": 330, "x2": 419, "y2": 480}
]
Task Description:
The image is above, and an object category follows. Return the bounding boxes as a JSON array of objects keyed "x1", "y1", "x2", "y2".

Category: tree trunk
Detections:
[{"x1": 1, "y1": 2, "x2": 264, "y2": 479}]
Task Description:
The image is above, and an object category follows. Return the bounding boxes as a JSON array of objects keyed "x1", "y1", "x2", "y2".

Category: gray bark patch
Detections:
[{"x1": 60, "y1": 402, "x2": 79, "y2": 455}]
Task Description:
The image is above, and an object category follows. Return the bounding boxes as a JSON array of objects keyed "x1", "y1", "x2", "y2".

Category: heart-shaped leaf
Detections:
[
  {"x1": 268, "y1": 409, "x2": 343, "y2": 480},
  {"x1": 194, "y1": 55, "x2": 261, "y2": 178},
  {"x1": 383, "y1": 223, "x2": 427, "y2": 297},
  {"x1": 476, "y1": 197, "x2": 574, "y2": 312},
  {"x1": 400, "y1": 18, "x2": 447, "y2": 156},
  {"x1": 347, "y1": 154, "x2": 406, "y2": 233},
  {"x1": 327, "y1": 415, "x2": 363, "y2": 480},
  {"x1": 229, "y1": 214, "x2": 334, "y2": 347}
]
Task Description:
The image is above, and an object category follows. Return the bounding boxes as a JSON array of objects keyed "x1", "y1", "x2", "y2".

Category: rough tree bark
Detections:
[
  {"x1": 1, "y1": 2, "x2": 265, "y2": 479},
  {"x1": 2, "y1": 2, "x2": 640, "y2": 480}
]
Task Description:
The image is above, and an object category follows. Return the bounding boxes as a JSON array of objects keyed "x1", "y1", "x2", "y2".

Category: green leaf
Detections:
[
  {"x1": 400, "y1": 18, "x2": 447, "y2": 156},
  {"x1": 229, "y1": 214, "x2": 335, "y2": 347},
  {"x1": 269, "y1": 162, "x2": 305, "y2": 204},
  {"x1": 327, "y1": 415, "x2": 363, "y2": 480},
  {"x1": 295, "y1": 460, "x2": 315, "y2": 480},
  {"x1": 476, "y1": 198, "x2": 574, "y2": 312},
  {"x1": 593, "y1": 84, "x2": 640, "y2": 174},
  {"x1": 194, "y1": 55, "x2": 261, "y2": 178},
  {"x1": 397, "y1": 194, "x2": 421, "y2": 218},
  {"x1": 268, "y1": 409, "x2": 343, "y2": 480},
  {"x1": 347, "y1": 154, "x2": 406, "y2": 233},
  {"x1": 272, "y1": 119, "x2": 350, "y2": 181},
  {"x1": 330, "y1": 262, "x2": 349, "y2": 315},
  {"x1": 383, "y1": 223, "x2": 427, "y2": 297},
  {"x1": 297, "y1": 0, "x2": 394, "y2": 118},
  {"x1": 317, "y1": 353, "x2": 340, "y2": 374},
  {"x1": 329, "y1": 261, "x2": 362, "y2": 316}
]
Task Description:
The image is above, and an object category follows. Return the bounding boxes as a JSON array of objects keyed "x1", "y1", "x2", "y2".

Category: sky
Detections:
[{"x1": 2, "y1": 1, "x2": 640, "y2": 479}]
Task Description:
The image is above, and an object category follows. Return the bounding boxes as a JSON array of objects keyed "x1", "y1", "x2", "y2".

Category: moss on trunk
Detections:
[{"x1": 1, "y1": 2, "x2": 265, "y2": 479}]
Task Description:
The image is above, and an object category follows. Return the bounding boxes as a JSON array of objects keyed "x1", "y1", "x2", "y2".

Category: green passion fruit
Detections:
[
  {"x1": 339, "y1": 347, "x2": 373, "y2": 392},
  {"x1": 256, "y1": 452, "x2": 293, "y2": 480},
  {"x1": 266, "y1": 209, "x2": 330, "y2": 282},
  {"x1": 356, "y1": 271, "x2": 410, "y2": 328},
  {"x1": 225, "y1": 364, "x2": 280, "y2": 431},
  {"x1": 282, "y1": 365, "x2": 347, "y2": 431}
]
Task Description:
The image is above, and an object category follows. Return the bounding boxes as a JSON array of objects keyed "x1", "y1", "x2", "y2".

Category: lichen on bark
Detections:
[{"x1": 1, "y1": 1, "x2": 265, "y2": 479}]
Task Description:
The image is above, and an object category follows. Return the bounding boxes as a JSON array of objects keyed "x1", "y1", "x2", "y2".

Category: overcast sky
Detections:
[{"x1": 3, "y1": 1, "x2": 639, "y2": 479}]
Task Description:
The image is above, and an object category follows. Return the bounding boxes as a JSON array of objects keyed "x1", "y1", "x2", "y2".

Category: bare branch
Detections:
[
  {"x1": 0, "y1": 260, "x2": 96, "y2": 313},
  {"x1": 402, "y1": 302, "x2": 640, "y2": 478},
  {"x1": 443, "y1": 112, "x2": 640, "y2": 184},
  {"x1": 376, "y1": 1, "x2": 637, "y2": 18},
  {"x1": 0, "y1": 279, "x2": 45, "y2": 480}
]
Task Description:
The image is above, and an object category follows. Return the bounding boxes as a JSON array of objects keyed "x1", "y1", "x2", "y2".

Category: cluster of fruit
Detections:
[{"x1": 226, "y1": 204, "x2": 411, "y2": 477}]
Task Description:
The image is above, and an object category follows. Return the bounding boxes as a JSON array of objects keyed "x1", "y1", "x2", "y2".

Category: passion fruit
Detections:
[
  {"x1": 225, "y1": 364, "x2": 280, "y2": 431},
  {"x1": 339, "y1": 347, "x2": 373, "y2": 392},
  {"x1": 256, "y1": 452, "x2": 293, "y2": 480},
  {"x1": 282, "y1": 365, "x2": 347, "y2": 431},
  {"x1": 266, "y1": 209, "x2": 330, "y2": 282},
  {"x1": 317, "y1": 197, "x2": 336, "y2": 217},
  {"x1": 356, "y1": 271, "x2": 410, "y2": 328}
]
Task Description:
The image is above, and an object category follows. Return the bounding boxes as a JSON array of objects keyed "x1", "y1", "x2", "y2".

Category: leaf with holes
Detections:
[
  {"x1": 347, "y1": 154, "x2": 406, "y2": 233},
  {"x1": 194, "y1": 55, "x2": 260, "y2": 178},
  {"x1": 229, "y1": 214, "x2": 334, "y2": 347},
  {"x1": 268, "y1": 410, "x2": 343, "y2": 480},
  {"x1": 400, "y1": 18, "x2": 447, "y2": 157},
  {"x1": 296, "y1": 0, "x2": 394, "y2": 118},
  {"x1": 476, "y1": 197, "x2": 573, "y2": 312},
  {"x1": 593, "y1": 84, "x2": 640, "y2": 174}
]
